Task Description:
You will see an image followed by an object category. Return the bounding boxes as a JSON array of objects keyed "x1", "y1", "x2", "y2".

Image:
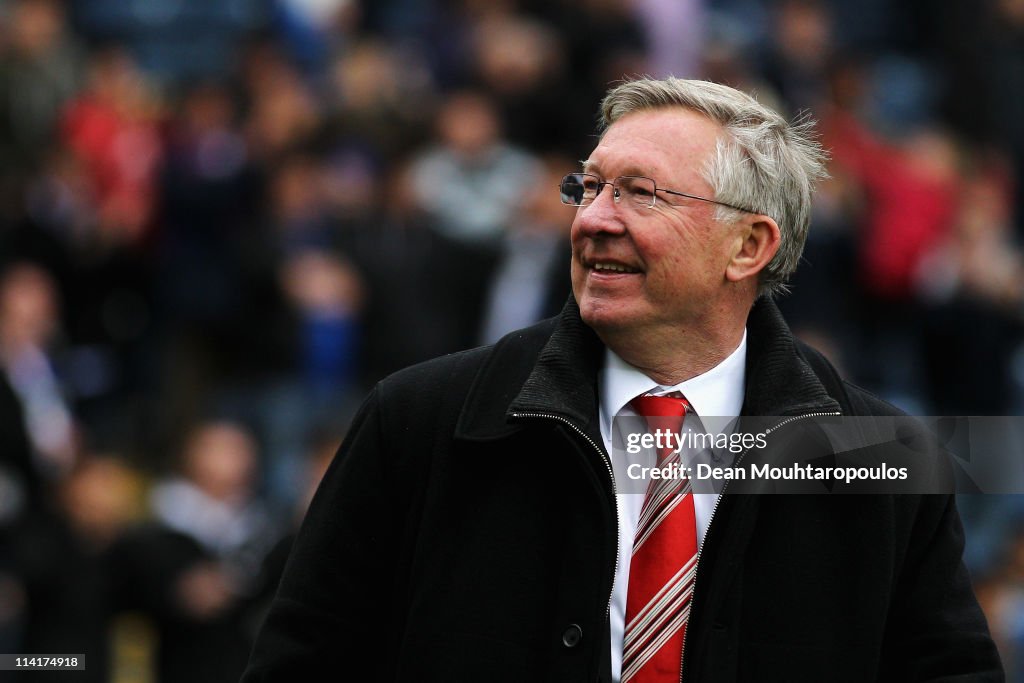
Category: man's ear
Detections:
[{"x1": 725, "y1": 214, "x2": 781, "y2": 284}]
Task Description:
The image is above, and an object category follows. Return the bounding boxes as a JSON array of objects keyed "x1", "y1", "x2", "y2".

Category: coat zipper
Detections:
[
  {"x1": 511, "y1": 411, "x2": 621, "y2": 624},
  {"x1": 678, "y1": 410, "x2": 841, "y2": 683}
]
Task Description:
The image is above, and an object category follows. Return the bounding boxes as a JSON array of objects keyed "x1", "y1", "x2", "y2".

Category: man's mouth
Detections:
[{"x1": 592, "y1": 262, "x2": 641, "y2": 274}]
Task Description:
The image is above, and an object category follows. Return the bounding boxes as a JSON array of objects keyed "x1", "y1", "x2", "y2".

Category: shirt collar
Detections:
[{"x1": 599, "y1": 331, "x2": 748, "y2": 443}]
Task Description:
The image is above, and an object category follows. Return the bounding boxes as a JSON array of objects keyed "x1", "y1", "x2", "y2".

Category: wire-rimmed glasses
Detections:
[{"x1": 558, "y1": 172, "x2": 756, "y2": 214}]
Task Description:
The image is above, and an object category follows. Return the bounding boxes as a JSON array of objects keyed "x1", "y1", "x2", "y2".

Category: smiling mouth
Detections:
[{"x1": 592, "y1": 262, "x2": 641, "y2": 274}]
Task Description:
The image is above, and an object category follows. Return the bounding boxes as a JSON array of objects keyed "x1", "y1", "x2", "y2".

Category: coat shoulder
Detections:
[
  {"x1": 794, "y1": 338, "x2": 906, "y2": 418},
  {"x1": 374, "y1": 316, "x2": 560, "y2": 413}
]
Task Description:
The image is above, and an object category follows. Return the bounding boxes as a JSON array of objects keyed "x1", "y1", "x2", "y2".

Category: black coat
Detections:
[{"x1": 244, "y1": 299, "x2": 1002, "y2": 682}]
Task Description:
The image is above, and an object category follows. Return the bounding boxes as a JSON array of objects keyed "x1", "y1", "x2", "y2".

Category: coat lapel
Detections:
[
  {"x1": 741, "y1": 299, "x2": 841, "y2": 418},
  {"x1": 455, "y1": 298, "x2": 603, "y2": 442}
]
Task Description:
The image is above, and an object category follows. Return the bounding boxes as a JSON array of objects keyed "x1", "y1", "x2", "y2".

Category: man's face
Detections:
[{"x1": 571, "y1": 108, "x2": 741, "y2": 341}]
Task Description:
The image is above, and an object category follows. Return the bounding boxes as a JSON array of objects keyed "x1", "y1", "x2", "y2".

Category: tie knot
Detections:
[
  {"x1": 630, "y1": 393, "x2": 691, "y2": 419},
  {"x1": 629, "y1": 393, "x2": 691, "y2": 437}
]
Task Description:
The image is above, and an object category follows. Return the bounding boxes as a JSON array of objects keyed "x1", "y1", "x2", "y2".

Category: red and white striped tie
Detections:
[{"x1": 621, "y1": 393, "x2": 697, "y2": 683}]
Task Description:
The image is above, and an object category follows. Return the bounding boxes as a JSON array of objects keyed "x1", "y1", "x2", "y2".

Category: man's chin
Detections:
[{"x1": 577, "y1": 300, "x2": 639, "y2": 337}]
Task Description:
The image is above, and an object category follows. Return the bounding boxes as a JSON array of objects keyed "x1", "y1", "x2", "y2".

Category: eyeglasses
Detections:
[{"x1": 558, "y1": 172, "x2": 756, "y2": 214}]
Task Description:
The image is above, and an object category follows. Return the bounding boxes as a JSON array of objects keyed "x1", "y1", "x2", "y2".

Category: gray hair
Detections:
[{"x1": 600, "y1": 77, "x2": 828, "y2": 298}]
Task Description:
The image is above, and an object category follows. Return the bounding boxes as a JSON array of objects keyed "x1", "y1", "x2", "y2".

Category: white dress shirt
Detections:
[{"x1": 598, "y1": 332, "x2": 747, "y2": 683}]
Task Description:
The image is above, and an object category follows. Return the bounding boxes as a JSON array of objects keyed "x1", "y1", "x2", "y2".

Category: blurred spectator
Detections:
[
  {"x1": 479, "y1": 157, "x2": 574, "y2": 344},
  {"x1": 469, "y1": 14, "x2": 590, "y2": 156},
  {"x1": 335, "y1": 162, "x2": 497, "y2": 387},
  {"x1": 0, "y1": 0, "x2": 84, "y2": 195},
  {"x1": 112, "y1": 420, "x2": 281, "y2": 683},
  {"x1": 409, "y1": 89, "x2": 541, "y2": 245},
  {"x1": 151, "y1": 421, "x2": 276, "y2": 578},
  {"x1": 325, "y1": 39, "x2": 435, "y2": 165},
  {"x1": 158, "y1": 80, "x2": 260, "y2": 328},
  {"x1": 158, "y1": 80, "x2": 274, "y2": 354},
  {"x1": 279, "y1": 248, "x2": 363, "y2": 397},
  {"x1": 823, "y1": 105, "x2": 961, "y2": 408},
  {"x1": 760, "y1": 0, "x2": 834, "y2": 114},
  {"x1": 917, "y1": 163, "x2": 1022, "y2": 313},
  {"x1": 8, "y1": 454, "x2": 143, "y2": 683},
  {"x1": 60, "y1": 46, "x2": 163, "y2": 247},
  {"x1": 0, "y1": 261, "x2": 75, "y2": 479},
  {"x1": 155, "y1": 78, "x2": 288, "y2": 461},
  {"x1": 916, "y1": 160, "x2": 1024, "y2": 414},
  {"x1": 253, "y1": 151, "x2": 363, "y2": 502},
  {"x1": 241, "y1": 41, "x2": 322, "y2": 164}
]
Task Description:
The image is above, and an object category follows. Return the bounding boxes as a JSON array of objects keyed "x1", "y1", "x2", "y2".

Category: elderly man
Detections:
[{"x1": 243, "y1": 78, "x2": 1001, "y2": 682}]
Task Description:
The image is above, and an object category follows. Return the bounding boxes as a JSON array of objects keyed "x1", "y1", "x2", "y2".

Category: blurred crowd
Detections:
[{"x1": 1, "y1": 0, "x2": 1024, "y2": 679}]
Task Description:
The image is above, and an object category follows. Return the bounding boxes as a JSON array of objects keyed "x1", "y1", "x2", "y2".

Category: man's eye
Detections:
[{"x1": 624, "y1": 183, "x2": 654, "y2": 199}]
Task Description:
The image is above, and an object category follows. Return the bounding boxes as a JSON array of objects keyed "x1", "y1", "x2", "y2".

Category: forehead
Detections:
[{"x1": 584, "y1": 108, "x2": 722, "y2": 183}]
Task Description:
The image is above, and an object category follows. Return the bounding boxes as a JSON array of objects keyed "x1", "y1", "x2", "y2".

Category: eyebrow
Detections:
[{"x1": 580, "y1": 160, "x2": 655, "y2": 178}]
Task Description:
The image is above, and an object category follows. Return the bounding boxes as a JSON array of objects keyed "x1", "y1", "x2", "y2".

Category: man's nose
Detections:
[{"x1": 573, "y1": 183, "x2": 627, "y2": 237}]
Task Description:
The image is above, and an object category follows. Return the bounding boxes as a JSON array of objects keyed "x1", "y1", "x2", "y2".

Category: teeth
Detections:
[{"x1": 594, "y1": 263, "x2": 637, "y2": 273}]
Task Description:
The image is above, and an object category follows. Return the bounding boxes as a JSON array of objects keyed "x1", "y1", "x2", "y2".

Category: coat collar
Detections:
[
  {"x1": 454, "y1": 298, "x2": 603, "y2": 442},
  {"x1": 740, "y1": 298, "x2": 842, "y2": 417},
  {"x1": 454, "y1": 297, "x2": 840, "y2": 441}
]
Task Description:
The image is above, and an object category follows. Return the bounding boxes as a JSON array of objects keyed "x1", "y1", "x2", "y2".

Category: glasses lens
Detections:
[
  {"x1": 618, "y1": 176, "x2": 657, "y2": 207},
  {"x1": 560, "y1": 174, "x2": 587, "y2": 205}
]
